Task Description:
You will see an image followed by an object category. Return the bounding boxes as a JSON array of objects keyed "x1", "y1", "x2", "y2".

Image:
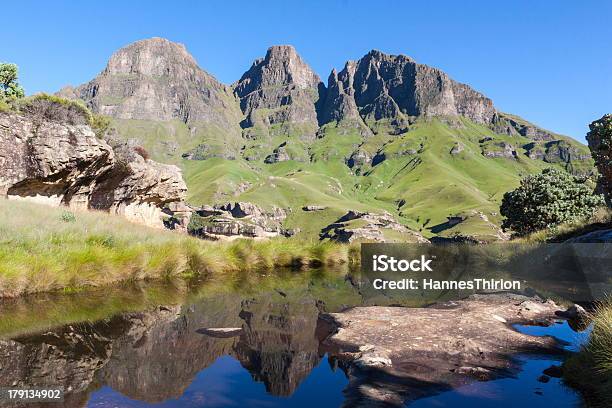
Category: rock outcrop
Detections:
[
  {"x1": 0, "y1": 112, "x2": 186, "y2": 227},
  {"x1": 234, "y1": 45, "x2": 324, "y2": 140},
  {"x1": 320, "y1": 210, "x2": 428, "y2": 243},
  {"x1": 564, "y1": 228, "x2": 612, "y2": 243},
  {"x1": 187, "y1": 201, "x2": 294, "y2": 240},
  {"x1": 322, "y1": 294, "x2": 565, "y2": 407},
  {"x1": 321, "y1": 50, "x2": 496, "y2": 132},
  {"x1": 59, "y1": 37, "x2": 242, "y2": 129},
  {"x1": 494, "y1": 113, "x2": 557, "y2": 141},
  {"x1": 430, "y1": 211, "x2": 510, "y2": 243},
  {"x1": 481, "y1": 141, "x2": 517, "y2": 159}
]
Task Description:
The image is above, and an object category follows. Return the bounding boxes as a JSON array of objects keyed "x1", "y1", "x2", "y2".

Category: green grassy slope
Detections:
[{"x1": 106, "y1": 116, "x2": 594, "y2": 240}]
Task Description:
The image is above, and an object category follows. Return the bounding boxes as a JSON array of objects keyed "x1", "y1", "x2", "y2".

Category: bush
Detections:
[
  {"x1": 500, "y1": 168, "x2": 605, "y2": 235},
  {"x1": 90, "y1": 114, "x2": 111, "y2": 138},
  {"x1": 0, "y1": 63, "x2": 25, "y2": 103},
  {"x1": 0, "y1": 99, "x2": 10, "y2": 113},
  {"x1": 587, "y1": 114, "x2": 612, "y2": 203},
  {"x1": 17, "y1": 93, "x2": 92, "y2": 125},
  {"x1": 60, "y1": 211, "x2": 76, "y2": 223},
  {"x1": 187, "y1": 213, "x2": 208, "y2": 235}
]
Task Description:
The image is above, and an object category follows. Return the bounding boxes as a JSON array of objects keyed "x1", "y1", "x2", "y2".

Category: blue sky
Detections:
[{"x1": 4, "y1": 1, "x2": 611, "y2": 142}]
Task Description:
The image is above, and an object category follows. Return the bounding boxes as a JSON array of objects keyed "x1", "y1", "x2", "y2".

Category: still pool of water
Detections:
[
  {"x1": 88, "y1": 355, "x2": 348, "y2": 408},
  {"x1": 0, "y1": 271, "x2": 595, "y2": 407},
  {"x1": 411, "y1": 322, "x2": 591, "y2": 408}
]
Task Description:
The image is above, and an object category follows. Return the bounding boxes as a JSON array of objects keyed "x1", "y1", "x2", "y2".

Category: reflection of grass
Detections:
[
  {"x1": 0, "y1": 200, "x2": 352, "y2": 298},
  {"x1": 564, "y1": 299, "x2": 612, "y2": 407},
  {"x1": 0, "y1": 266, "x2": 357, "y2": 338},
  {"x1": 0, "y1": 282, "x2": 188, "y2": 338}
]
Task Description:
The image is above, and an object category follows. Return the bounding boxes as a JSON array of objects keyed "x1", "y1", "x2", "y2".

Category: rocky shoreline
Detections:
[{"x1": 320, "y1": 293, "x2": 580, "y2": 407}]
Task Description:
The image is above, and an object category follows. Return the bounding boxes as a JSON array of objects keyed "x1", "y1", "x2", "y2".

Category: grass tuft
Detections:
[
  {"x1": 564, "y1": 299, "x2": 612, "y2": 407},
  {"x1": 0, "y1": 199, "x2": 351, "y2": 298}
]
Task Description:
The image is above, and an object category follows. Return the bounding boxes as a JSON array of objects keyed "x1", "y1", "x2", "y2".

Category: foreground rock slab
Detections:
[{"x1": 322, "y1": 294, "x2": 566, "y2": 407}]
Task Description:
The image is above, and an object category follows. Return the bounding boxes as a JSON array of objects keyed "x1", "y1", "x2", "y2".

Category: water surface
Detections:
[{"x1": 0, "y1": 269, "x2": 592, "y2": 407}]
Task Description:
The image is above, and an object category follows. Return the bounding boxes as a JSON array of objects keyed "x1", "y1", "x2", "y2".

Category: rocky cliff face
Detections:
[
  {"x1": 234, "y1": 46, "x2": 324, "y2": 139},
  {"x1": 58, "y1": 38, "x2": 590, "y2": 169},
  {"x1": 60, "y1": 38, "x2": 242, "y2": 127},
  {"x1": 321, "y1": 50, "x2": 496, "y2": 132},
  {"x1": 0, "y1": 112, "x2": 186, "y2": 227}
]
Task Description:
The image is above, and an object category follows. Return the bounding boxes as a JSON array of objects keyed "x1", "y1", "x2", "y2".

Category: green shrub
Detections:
[
  {"x1": 17, "y1": 93, "x2": 92, "y2": 125},
  {"x1": 587, "y1": 114, "x2": 612, "y2": 203},
  {"x1": 90, "y1": 114, "x2": 111, "y2": 138},
  {"x1": 501, "y1": 168, "x2": 605, "y2": 236},
  {"x1": 0, "y1": 63, "x2": 25, "y2": 103},
  {"x1": 60, "y1": 211, "x2": 76, "y2": 223},
  {"x1": 187, "y1": 213, "x2": 208, "y2": 234}
]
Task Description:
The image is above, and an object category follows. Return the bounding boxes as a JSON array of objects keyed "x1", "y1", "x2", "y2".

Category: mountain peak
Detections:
[
  {"x1": 233, "y1": 45, "x2": 323, "y2": 142},
  {"x1": 320, "y1": 49, "x2": 495, "y2": 127},
  {"x1": 103, "y1": 37, "x2": 197, "y2": 78},
  {"x1": 265, "y1": 45, "x2": 298, "y2": 58},
  {"x1": 236, "y1": 45, "x2": 321, "y2": 94},
  {"x1": 363, "y1": 49, "x2": 415, "y2": 63},
  {"x1": 64, "y1": 37, "x2": 243, "y2": 141}
]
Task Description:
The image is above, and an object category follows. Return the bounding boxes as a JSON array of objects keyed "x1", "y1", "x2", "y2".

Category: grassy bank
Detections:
[
  {"x1": 564, "y1": 300, "x2": 612, "y2": 407},
  {"x1": 0, "y1": 199, "x2": 356, "y2": 298}
]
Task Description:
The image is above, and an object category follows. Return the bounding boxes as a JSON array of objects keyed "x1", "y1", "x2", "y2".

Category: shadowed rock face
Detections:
[
  {"x1": 59, "y1": 37, "x2": 242, "y2": 133},
  {"x1": 234, "y1": 45, "x2": 324, "y2": 139},
  {"x1": 0, "y1": 112, "x2": 186, "y2": 227},
  {"x1": 321, "y1": 50, "x2": 496, "y2": 131}
]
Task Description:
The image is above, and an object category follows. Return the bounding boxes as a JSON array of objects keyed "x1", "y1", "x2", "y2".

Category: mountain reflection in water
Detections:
[
  {"x1": 0, "y1": 273, "x2": 355, "y2": 408},
  {"x1": 0, "y1": 266, "x2": 594, "y2": 408}
]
